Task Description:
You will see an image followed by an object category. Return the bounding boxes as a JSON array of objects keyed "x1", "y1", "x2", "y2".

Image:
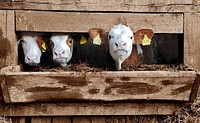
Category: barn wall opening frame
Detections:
[{"x1": 0, "y1": 0, "x2": 200, "y2": 122}]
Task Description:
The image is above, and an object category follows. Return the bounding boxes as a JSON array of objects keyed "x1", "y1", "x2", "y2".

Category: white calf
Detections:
[
  {"x1": 50, "y1": 35, "x2": 73, "y2": 67},
  {"x1": 108, "y1": 24, "x2": 134, "y2": 70}
]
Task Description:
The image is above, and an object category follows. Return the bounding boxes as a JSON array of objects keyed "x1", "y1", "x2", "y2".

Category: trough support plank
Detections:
[
  {"x1": 0, "y1": 102, "x2": 184, "y2": 116},
  {"x1": 0, "y1": 10, "x2": 17, "y2": 69},
  {"x1": 73, "y1": 116, "x2": 90, "y2": 123},
  {"x1": 31, "y1": 117, "x2": 51, "y2": 123},
  {"x1": 0, "y1": 0, "x2": 199, "y2": 13},
  {"x1": 16, "y1": 10, "x2": 183, "y2": 33},
  {"x1": 0, "y1": 74, "x2": 10, "y2": 103},
  {"x1": 52, "y1": 117, "x2": 71, "y2": 123},
  {"x1": 184, "y1": 13, "x2": 200, "y2": 70},
  {"x1": 190, "y1": 72, "x2": 200, "y2": 103},
  {"x1": 91, "y1": 116, "x2": 106, "y2": 123},
  {"x1": 12, "y1": 117, "x2": 25, "y2": 123}
]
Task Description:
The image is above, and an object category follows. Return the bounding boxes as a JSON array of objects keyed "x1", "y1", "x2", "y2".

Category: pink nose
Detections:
[
  {"x1": 27, "y1": 56, "x2": 38, "y2": 62},
  {"x1": 54, "y1": 50, "x2": 65, "y2": 56}
]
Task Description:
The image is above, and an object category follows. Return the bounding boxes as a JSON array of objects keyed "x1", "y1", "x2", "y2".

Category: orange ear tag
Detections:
[
  {"x1": 93, "y1": 34, "x2": 101, "y2": 45},
  {"x1": 142, "y1": 35, "x2": 151, "y2": 46},
  {"x1": 80, "y1": 35, "x2": 87, "y2": 45}
]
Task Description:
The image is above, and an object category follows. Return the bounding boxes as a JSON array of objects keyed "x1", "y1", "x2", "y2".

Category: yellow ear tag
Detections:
[
  {"x1": 80, "y1": 36, "x2": 87, "y2": 45},
  {"x1": 142, "y1": 35, "x2": 151, "y2": 46},
  {"x1": 93, "y1": 34, "x2": 101, "y2": 45},
  {"x1": 41, "y1": 42, "x2": 46, "y2": 52}
]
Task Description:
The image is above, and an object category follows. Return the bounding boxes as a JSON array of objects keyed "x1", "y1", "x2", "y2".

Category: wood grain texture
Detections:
[
  {"x1": 73, "y1": 117, "x2": 90, "y2": 123},
  {"x1": 0, "y1": 74, "x2": 10, "y2": 103},
  {"x1": 31, "y1": 117, "x2": 51, "y2": 123},
  {"x1": 52, "y1": 117, "x2": 71, "y2": 123},
  {"x1": 2, "y1": 71, "x2": 196, "y2": 103},
  {"x1": 16, "y1": 10, "x2": 183, "y2": 33},
  {"x1": 0, "y1": 10, "x2": 17, "y2": 69},
  {"x1": 0, "y1": 0, "x2": 199, "y2": 13},
  {"x1": 184, "y1": 13, "x2": 200, "y2": 70},
  {"x1": 190, "y1": 72, "x2": 200, "y2": 103},
  {"x1": 91, "y1": 117, "x2": 106, "y2": 123},
  {"x1": 0, "y1": 102, "x2": 184, "y2": 116},
  {"x1": 11, "y1": 117, "x2": 25, "y2": 123}
]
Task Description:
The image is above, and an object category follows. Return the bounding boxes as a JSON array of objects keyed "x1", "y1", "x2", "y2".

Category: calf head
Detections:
[
  {"x1": 123, "y1": 29, "x2": 155, "y2": 65},
  {"x1": 108, "y1": 24, "x2": 134, "y2": 70},
  {"x1": 18, "y1": 34, "x2": 46, "y2": 66},
  {"x1": 50, "y1": 35, "x2": 73, "y2": 67}
]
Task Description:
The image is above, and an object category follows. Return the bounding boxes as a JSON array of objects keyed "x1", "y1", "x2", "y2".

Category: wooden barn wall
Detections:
[
  {"x1": 15, "y1": 10, "x2": 183, "y2": 33},
  {"x1": 0, "y1": 0, "x2": 199, "y2": 13},
  {"x1": 184, "y1": 13, "x2": 200, "y2": 71},
  {"x1": 0, "y1": 1, "x2": 199, "y2": 123},
  {"x1": 0, "y1": 10, "x2": 17, "y2": 69}
]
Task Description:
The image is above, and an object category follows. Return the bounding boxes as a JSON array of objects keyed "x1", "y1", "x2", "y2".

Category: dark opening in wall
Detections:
[
  {"x1": 153, "y1": 34, "x2": 183, "y2": 64},
  {"x1": 17, "y1": 32, "x2": 184, "y2": 71}
]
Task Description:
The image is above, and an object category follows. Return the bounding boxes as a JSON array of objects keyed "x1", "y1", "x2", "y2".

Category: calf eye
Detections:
[
  {"x1": 130, "y1": 36, "x2": 133, "y2": 39},
  {"x1": 69, "y1": 39, "x2": 73, "y2": 44},
  {"x1": 49, "y1": 40, "x2": 54, "y2": 49},
  {"x1": 108, "y1": 35, "x2": 112, "y2": 39}
]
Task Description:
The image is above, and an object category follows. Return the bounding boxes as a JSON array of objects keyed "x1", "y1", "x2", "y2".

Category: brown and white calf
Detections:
[
  {"x1": 108, "y1": 24, "x2": 155, "y2": 70},
  {"x1": 18, "y1": 33, "x2": 47, "y2": 66},
  {"x1": 49, "y1": 34, "x2": 74, "y2": 67}
]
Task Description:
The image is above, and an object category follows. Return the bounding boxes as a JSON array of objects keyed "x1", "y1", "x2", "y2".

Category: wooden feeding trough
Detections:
[{"x1": 0, "y1": 0, "x2": 200, "y2": 122}]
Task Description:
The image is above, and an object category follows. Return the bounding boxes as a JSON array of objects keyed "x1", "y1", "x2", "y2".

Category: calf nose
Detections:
[
  {"x1": 54, "y1": 50, "x2": 65, "y2": 56},
  {"x1": 115, "y1": 42, "x2": 127, "y2": 49},
  {"x1": 27, "y1": 56, "x2": 38, "y2": 62}
]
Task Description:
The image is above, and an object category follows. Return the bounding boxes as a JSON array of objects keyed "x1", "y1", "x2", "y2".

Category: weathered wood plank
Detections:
[
  {"x1": 73, "y1": 117, "x2": 90, "y2": 123},
  {"x1": 0, "y1": 10, "x2": 17, "y2": 69},
  {"x1": 31, "y1": 117, "x2": 51, "y2": 123},
  {"x1": 0, "y1": 102, "x2": 184, "y2": 116},
  {"x1": 11, "y1": 117, "x2": 25, "y2": 123},
  {"x1": 16, "y1": 10, "x2": 183, "y2": 33},
  {"x1": 190, "y1": 72, "x2": 200, "y2": 103},
  {"x1": 91, "y1": 116, "x2": 106, "y2": 123},
  {"x1": 2, "y1": 71, "x2": 196, "y2": 103},
  {"x1": 184, "y1": 13, "x2": 200, "y2": 70},
  {"x1": 0, "y1": 74, "x2": 10, "y2": 103},
  {"x1": 0, "y1": 0, "x2": 199, "y2": 13},
  {"x1": 126, "y1": 116, "x2": 162, "y2": 123},
  {"x1": 52, "y1": 117, "x2": 71, "y2": 123}
]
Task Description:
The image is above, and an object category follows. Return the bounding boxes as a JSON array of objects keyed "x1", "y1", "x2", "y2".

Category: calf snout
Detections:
[
  {"x1": 25, "y1": 55, "x2": 40, "y2": 64},
  {"x1": 115, "y1": 41, "x2": 127, "y2": 49},
  {"x1": 54, "y1": 50, "x2": 65, "y2": 57}
]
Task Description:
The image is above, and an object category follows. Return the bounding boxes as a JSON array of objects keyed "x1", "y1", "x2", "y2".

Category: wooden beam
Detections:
[
  {"x1": 16, "y1": 10, "x2": 183, "y2": 33},
  {"x1": 189, "y1": 72, "x2": 200, "y2": 103},
  {"x1": 0, "y1": 0, "x2": 199, "y2": 13},
  {"x1": 0, "y1": 10, "x2": 17, "y2": 69},
  {"x1": 184, "y1": 13, "x2": 200, "y2": 70},
  {"x1": 31, "y1": 117, "x2": 51, "y2": 123},
  {"x1": 0, "y1": 102, "x2": 184, "y2": 116},
  {"x1": 52, "y1": 117, "x2": 71, "y2": 123},
  {"x1": 0, "y1": 74, "x2": 10, "y2": 103},
  {"x1": 73, "y1": 117, "x2": 90, "y2": 123},
  {"x1": 1, "y1": 71, "x2": 196, "y2": 103}
]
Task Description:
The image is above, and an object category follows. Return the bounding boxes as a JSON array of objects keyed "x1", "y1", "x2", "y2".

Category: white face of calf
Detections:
[
  {"x1": 20, "y1": 36, "x2": 42, "y2": 66},
  {"x1": 108, "y1": 24, "x2": 134, "y2": 70},
  {"x1": 50, "y1": 35, "x2": 73, "y2": 67}
]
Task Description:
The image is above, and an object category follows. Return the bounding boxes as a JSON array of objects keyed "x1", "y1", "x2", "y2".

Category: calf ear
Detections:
[
  {"x1": 133, "y1": 29, "x2": 154, "y2": 45},
  {"x1": 88, "y1": 28, "x2": 108, "y2": 41},
  {"x1": 37, "y1": 37, "x2": 46, "y2": 52}
]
